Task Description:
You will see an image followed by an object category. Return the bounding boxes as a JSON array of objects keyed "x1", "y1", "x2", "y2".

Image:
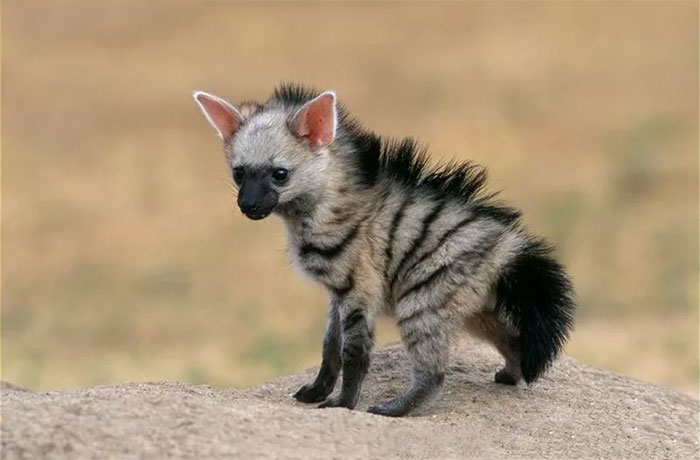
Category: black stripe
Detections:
[
  {"x1": 342, "y1": 308, "x2": 365, "y2": 332},
  {"x1": 402, "y1": 319, "x2": 432, "y2": 344},
  {"x1": 397, "y1": 233, "x2": 500, "y2": 302},
  {"x1": 384, "y1": 193, "x2": 413, "y2": 271},
  {"x1": 397, "y1": 265, "x2": 449, "y2": 302},
  {"x1": 328, "y1": 271, "x2": 355, "y2": 299},
  {"x1": 396, "y1": 308, "x2": 426, "y2": 328},
  {"x1": 342, "y1": 342, "x2": 363, "y2": 360},
  {"x1": 389, "y1": 199, "x2": 446, "y2": 289},
  {"x1": 299, "y1": 224, "x2": 360, "y2": 259},
  {"x1": 400, "y1": 214, "x2": 476, "y2": 281},
  {"x1": 401, "y1": 310, "x2": 447, "y2": 352},
  {"x1": 405, "y1": 335, "x2": 421, "y2": 351},
  {"x1": 308, "y1": 266, "x2": 327, "y2": 277}
]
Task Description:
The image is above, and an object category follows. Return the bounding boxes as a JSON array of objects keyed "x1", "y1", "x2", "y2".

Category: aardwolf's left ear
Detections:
[
  {"x1": 192, "y1": 91, "x2": 243, "y2": 141},
  {"x1": 291, "y1": 91, "x2": 337, "y2": 149}
]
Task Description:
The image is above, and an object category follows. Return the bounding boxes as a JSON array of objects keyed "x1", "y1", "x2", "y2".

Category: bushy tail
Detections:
[{"x1": 495, "y1": 238, "x2": 576, "y2": 383}]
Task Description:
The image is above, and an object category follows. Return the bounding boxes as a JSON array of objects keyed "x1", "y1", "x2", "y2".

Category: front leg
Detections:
[
  {"x1": 294, "y1": 301, "x2": 342, "y2": 403},
  {"x1": 318, "y1": 301, "x2": 375, "y2": 410}
]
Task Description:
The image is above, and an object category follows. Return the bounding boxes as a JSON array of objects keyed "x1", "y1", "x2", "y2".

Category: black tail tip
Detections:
[{"x1": 496, "y1": 239, "x2": 576, "y2": 384}]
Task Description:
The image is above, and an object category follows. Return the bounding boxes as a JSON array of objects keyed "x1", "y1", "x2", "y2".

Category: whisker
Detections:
[{"x1": 216, "y1": 176, "x2": 239, "y2": 198}]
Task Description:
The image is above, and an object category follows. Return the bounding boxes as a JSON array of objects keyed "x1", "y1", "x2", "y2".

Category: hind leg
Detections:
[
  {"x1": 368, "y1": 297, "x2": 448, "y2": 417},
  {"x1": 493, "y1": 339, "x2": 522, "y2": 385},
  {"x1": 464, "y1": 311, "x2": 522, "y2": 385}
]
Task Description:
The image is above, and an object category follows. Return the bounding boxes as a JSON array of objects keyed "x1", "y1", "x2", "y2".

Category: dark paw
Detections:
[
  {"x1": 293, "y1": 383, "x2": 330, "y2": 403},
  {"x1": 494, "y1": 369, "x2": 520, "y2": 385},
  {"x1": 318, "y1": 396, "x2": 355, "y2": 410},
  {"x1": 367, "y1": 399, "x2": 408, "y2": 417}
]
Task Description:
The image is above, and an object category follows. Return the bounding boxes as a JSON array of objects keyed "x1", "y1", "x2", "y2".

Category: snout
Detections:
[{"x1": 238, "y1": 184, "x2": 278, "y2": 220}]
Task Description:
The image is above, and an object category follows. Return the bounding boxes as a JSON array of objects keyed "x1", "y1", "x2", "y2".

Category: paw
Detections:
[
  {"x1": 317, "y1": 396, "x2": 355, "y2": 410},
  {"x1": 494, "y1": 368, "x2": 520, "y2": 385},
  {"x1": 293, "y1": 383, "x2": 330, "y2": 403},
  {"x1": 367, "y1": 399, "x2": 407, "y2": 417},
  {"x1": 367, "y1": 401, "x2": 396, "y2": 416}
]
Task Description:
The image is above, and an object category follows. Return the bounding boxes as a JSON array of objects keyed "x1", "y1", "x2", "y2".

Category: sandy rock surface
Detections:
[{"x1": 2, "y1": 342, "x2": 698, "y2": 459}]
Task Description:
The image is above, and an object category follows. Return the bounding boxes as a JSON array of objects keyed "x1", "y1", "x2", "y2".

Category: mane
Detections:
[
  {"x1": 371, "y1": 138, "x2": 521, "y2": 224},
  {"x1": 271, "y1": 83, "x2": 521, "y2": 225},
  {"x1": 271, "y1": 83, "x2": 319, "y2": 106}
]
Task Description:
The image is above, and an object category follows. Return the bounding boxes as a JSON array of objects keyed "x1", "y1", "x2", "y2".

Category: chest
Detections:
[{"x1": 284, "y1": 214, "x2": 358, "y2": 290}]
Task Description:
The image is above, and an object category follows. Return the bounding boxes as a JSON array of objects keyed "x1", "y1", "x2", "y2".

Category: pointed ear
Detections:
[
  {"x1": 192, "y1": 91, "x2": 243, "y2": 140},
  {"x1": 291, "y1": 91, "x2": 337, "y2": 149}
]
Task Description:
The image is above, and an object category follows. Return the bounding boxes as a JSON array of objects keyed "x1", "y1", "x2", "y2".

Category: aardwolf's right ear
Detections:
[{"x1": 192, "y1": 91, "x2": 243, "y2": 141}]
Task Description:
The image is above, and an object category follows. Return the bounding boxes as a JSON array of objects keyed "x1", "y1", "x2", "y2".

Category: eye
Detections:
[
  {"x1": 232, "y1": 167, "x2": 245, "y2": 185},
  {"x1": 272, "y1": 168, "x2": 289, "y2": 184}
]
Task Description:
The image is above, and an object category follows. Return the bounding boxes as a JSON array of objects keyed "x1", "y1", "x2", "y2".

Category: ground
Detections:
[{"x1": 2, "y1": 342, "x2": 697, "y2": 459}]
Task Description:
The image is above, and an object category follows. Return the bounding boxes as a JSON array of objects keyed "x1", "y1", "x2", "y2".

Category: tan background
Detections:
[{"x1": 3, "y1": 1, "x2": 698, "y2": 395}]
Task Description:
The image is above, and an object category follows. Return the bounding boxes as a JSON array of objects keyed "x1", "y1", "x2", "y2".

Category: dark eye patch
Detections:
[{"x1": 232, "y1": 167, "x2": 245, "y2": 185}]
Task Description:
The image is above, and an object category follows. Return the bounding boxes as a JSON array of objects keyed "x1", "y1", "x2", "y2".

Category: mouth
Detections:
[{"x1": 242, "y1": 211, "x2": 271, "y2": 221}]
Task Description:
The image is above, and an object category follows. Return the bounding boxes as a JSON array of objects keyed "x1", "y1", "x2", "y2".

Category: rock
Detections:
[{"x1": 2, "y1": 342, "x2": 698, "y2": 459}]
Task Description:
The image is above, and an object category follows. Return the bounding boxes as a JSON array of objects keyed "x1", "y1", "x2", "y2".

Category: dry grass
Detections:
[{"x1": 2, "y1": 1, "x2": 698, "y2": 396}]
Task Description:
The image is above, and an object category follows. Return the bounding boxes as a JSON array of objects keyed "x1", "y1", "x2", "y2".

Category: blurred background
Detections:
[{"x1": 3, "y1": 1, "x2": 698, "y2": 396}]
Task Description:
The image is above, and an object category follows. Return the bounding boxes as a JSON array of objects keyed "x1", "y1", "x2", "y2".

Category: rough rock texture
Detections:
[{"x1": 2, "y1": 342, "x2": 698, "y2": 459}]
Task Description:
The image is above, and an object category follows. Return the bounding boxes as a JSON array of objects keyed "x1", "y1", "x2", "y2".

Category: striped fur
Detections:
[{"x1": 193, "y1": 83, "x2": 576, "y2": 417}]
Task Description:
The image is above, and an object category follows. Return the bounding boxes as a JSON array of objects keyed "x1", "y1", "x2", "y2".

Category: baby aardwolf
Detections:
[{"x1": 193, "y1": 84, "x2": 575, "y2": 417}]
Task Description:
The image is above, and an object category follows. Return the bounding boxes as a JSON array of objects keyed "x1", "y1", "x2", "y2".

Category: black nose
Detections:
[{"x1": 240, "y1": 200, "x2": 260, "y2": 214}]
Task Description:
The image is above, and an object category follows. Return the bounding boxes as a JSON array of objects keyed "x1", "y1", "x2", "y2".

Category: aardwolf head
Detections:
[{"x1": 193, "y1": 88, "x2": 338, "y2": 220}]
